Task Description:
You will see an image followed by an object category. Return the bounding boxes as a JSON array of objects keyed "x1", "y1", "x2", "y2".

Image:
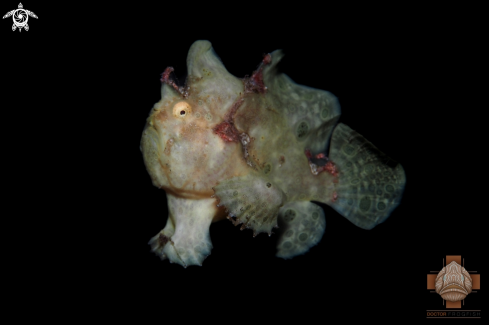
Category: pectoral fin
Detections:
[{"x1": 213, "y1": 171, "x2": 286, "y2": 236}]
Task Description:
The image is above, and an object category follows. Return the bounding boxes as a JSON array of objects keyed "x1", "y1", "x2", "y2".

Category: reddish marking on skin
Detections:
[
  {"x1": 323, "y1": 161, "x2": 338, "y2": 177},
  {"x1": 305, "y1": 149, "x2": 339, "y2": 177},
  {"x1": 213, "y1": 98, "x2": 244, "y2": 143},
  {"x1": 244, "y1": 53, "x2": 272, "y2": 94},
  {"x1": 161, "y1": 67, "x2": 174, "y2": 83},
  {"x1": 247, "y1": 70, "x2": 266, "y2": 93},
  {"x1": 161, "y1": 66, "x2": 187, "y2": 97},
  {"x1": 305, "y1": 149, "x2": 313, "y2": 159},
  {"x1": 225, "y1": 98, "x2": 244, "y2": 121},
  {"x1": 332, "y1": 191, "x2": 338, "y2": 202},
  {"x1": 213, "y1": 122, "x2": 240, "y2": 142}
]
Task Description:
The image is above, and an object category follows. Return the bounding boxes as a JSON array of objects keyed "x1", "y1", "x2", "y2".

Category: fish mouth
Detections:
[{"x1": 440, "y1": 283, "x2": 468, "y2": 295}]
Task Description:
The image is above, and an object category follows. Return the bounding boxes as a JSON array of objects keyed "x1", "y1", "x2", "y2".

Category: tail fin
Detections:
[{"x1": 328, "y1": 123, "x2": 406, "y2": 229}]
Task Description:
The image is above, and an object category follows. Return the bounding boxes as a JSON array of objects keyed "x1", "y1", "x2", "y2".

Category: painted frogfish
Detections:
[{"x1": 140, "y1": 40, "x2": 406, "y2": 267}]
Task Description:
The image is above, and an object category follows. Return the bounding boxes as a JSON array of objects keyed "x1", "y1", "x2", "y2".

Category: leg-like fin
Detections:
[
  {"x1": 213, "y1": 171, "x2": 286, "y2": 236},
  {"x1": 276, "y1": 201, "x2": 325, "y2": 259},
  {"x1": 148, "y1": 195, "x2": 215, "y2": 267},
  {"x1": 328, "y1": 123, "x2": 406, "y2": 229}
]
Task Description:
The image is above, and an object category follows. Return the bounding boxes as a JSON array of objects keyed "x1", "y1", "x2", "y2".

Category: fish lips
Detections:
[{"x1": 439, "y1": 282, "x2": 469, "y2": 296}]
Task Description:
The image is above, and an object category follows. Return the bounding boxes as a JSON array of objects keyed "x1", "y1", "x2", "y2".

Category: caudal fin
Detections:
[{"x1": 328, "y1": 123, "x2": 406, "y2": 229}]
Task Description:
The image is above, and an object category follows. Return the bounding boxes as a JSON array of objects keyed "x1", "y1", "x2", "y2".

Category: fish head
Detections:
[
  {"x1": 435, "y1": 261, "x2": 473, "y2": 301},
  {"x1": 140, "y1": 41, "x2": 247, "y2": 198}
]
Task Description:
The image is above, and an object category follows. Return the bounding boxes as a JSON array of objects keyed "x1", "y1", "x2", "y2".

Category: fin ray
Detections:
[{"x1": 213, "y1": 172, "x2": 285, "y2": 236}]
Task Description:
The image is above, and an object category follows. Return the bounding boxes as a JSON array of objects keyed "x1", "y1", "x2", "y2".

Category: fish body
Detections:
[{"x1": 140, "y1": 40, "x2": 406, "y2": 267}]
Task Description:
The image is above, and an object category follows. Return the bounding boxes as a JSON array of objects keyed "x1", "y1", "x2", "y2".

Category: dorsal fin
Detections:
[
  {"x1": 185, "y1": 40, "x2": 244, "y2": 116},
  {"x1": 262, "y1": 50, "x2": 341, "y2": 153},
  {"x1": 186, "y1": 40, "x2": 243, "y2": 92}
]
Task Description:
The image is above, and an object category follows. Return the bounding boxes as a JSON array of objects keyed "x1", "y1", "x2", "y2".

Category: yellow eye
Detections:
[{"x1": 173, "y1": 101, "x2": 192, "y2": 118}]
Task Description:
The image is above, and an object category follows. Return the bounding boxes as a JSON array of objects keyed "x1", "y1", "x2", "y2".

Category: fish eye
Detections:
[{"x1": 172, "y1": 101, "x2": 192, "y2": 118}]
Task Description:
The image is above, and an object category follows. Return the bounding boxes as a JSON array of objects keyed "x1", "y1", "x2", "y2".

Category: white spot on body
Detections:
[{"x1": 240, "y1": 133, "x2": 250, "y2": 146}]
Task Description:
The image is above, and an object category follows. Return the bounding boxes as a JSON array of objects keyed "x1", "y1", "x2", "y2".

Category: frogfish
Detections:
[{"x1": 140, "y1": 40, "x2": 406, "y2": 267}]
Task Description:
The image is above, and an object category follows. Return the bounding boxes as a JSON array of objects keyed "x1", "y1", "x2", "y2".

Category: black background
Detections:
[{"x1": 1, "y1": 2, "x2": 482, "y2": 322}]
